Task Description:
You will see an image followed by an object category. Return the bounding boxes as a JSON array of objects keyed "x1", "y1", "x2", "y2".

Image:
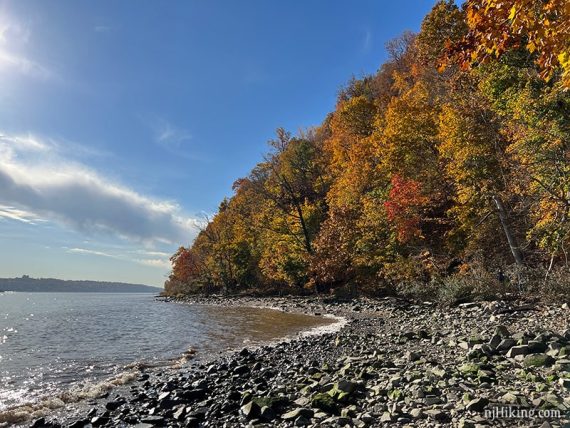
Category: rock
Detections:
[
  {"x1": 282, "y1": 408, "x2": 314, "y2": 421},
  {"x1": 158, "y1": 391, "x2": 170, "y2": 401},
  {"x1": 294, "y1": 416, "x2": 310, "y2": 426},
  {"x1": 91, "y1": 417, "x2": 110, "y2": 427},
  {"x1": 466, "y1": 397, "x2": 489, "y2": 412},
  {"x1": 105, "y1": 400, "x2": 124, "y2": 411},
  {"x1": 311, "y1": 393, "x2": 338, "y2": 414},
  {"x1": 337, "y1": 379, "x2": 358, "y2": 393},
  {"x1": 501, "y1": 392, "x2": 518, "y2": 404},
  {"x1": 559, "y1": 379, "x2": 570, "y2": 390},
  {"x1": 523, "y1": 353, "x2": 555, "y2": 367},
  {"x1": 494, "y1": 325, "x2": 510, "y2": 337},
  {"x1": 458, "y1": 418, "x2": 476, "y2": 428},
  {"x1": 410, "y1": 408, "x2": 424, "y2": 418},
  {"x1": 240, "y1": 400, "x2": 261, "y2": 419},
  {"x1": 488, "y1": 334, "x2": 502, "y2": 349},
  {"x1": 260, "y1": 405, "x2": 276, "y2": 421},
  {"x1": 459, "y1": 363, "x2": 480, "y2": 376},
  {"x1": 425, "y1": 409, "x2": 450, "y2": 422},
  {"x1": 233, "y1": 364, "x2": 250, "y2": 375},
  {"x1": 380, "y1": 412, "x2": 393, "y2": 422},
  {"x1": 406, "y1": 351, "x2": 420, "y2": 362},
  {"x1": 181, "y1": 388, "x2": 207, "y2": 401},
  {"x1": 425, "y1": 396, "x2": 442, "y2": 405},
  {"x1": 506, "y1": 345, "x2": 530, "y2": 358},
  {"x1": 496, "y1": 338, "x2": 517, "y2": 352},
  {"x1": 173, "y1": 406, "x2": 185, "y2": 420},
  {"x1": 139, "y1": 416, "x2": 165, "y2": 426},
  {"x1": 30, "y1": 419, "x2": 47, "y2": 428},
  {"x1": 389, "y1": 376, "x2": 402, "y2": 387},
  {"x1": 528, "y1": 340, "x2": 548, "y2": 353}
]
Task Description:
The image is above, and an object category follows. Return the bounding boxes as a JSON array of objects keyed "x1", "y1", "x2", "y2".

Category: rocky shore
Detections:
[{"x1": 30, "y1": 296, "x2": 570, "y2": 427}]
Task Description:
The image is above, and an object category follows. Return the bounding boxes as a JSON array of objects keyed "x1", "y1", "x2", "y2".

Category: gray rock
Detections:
[
  {"x1": 494, "y1": 325, "x2": 510, "y2": 337},
  {"x1": 488, "y1": 334, "x2": 502, "y2": 349},
  {"x1": 528, "y1": 340, "x2": 548, "y2": 353},
  {"x1": 506, "y1": 345, "x2": 530, "y2": 358},
  {"x1": 282, "y1": 408, "x2": 314, "y2": 420},
  {"x1": 496, "y1": 338, "x2": 517, "y2": 352},
  {"x1": 406, "y1": 351, "x2": 420, "y2": 362},
  {"x1": 466, "y1": 397, "x2": 489, "y2": 412},
  {"x1": 260, "y1": 405, "x2": 276, "y2": 421},
  {"x1": 240, "y1": 401, "x2": 261, "y2": 419},
  {"x1": 410, "y1": 408, "x2": 424, "y2": 418}
]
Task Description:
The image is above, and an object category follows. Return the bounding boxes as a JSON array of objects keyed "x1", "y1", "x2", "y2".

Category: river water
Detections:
[{"x1": 0, "y1": 292, "x2": 333, "y2": 419}]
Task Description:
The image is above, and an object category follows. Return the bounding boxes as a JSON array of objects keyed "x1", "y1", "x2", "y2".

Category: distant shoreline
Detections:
[{"x1": 0, "y1": 276, "x2": 161, "y2": 293}]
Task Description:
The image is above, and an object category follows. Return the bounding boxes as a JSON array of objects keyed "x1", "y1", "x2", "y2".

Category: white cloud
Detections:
[{"x1": 0, "y1": 132, "x2": 200, "y2": 244}]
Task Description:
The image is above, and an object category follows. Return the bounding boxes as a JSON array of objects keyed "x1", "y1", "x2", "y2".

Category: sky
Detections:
[{"x1": 0, "y1": 0, "x2": 437, "y2": 287}]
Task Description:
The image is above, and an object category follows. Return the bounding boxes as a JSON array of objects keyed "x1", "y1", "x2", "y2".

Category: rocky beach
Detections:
[{"x1": 27, "y1": 296, "x2": 570, "y2": 428}]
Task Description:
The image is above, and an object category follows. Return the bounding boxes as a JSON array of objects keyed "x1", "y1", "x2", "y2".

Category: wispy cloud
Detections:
[
  {"x1": 135, "y1": 258, "x2": 171, "y2": 269},
  {"x1": 0, "y1": 204, "x2": 43, "y2": 224},
  {"x1": 0, "y1": 12, "x2": 56, "y2": 81},
  {"x1": 361, "y1": 28, "x2": 372, "y2": 54},
  {"x1": 0, "y1": 132, "x2": 200, "y2": 244},
  {"x1": 68, "y1": 247, "x2": 115, "y2": 258},
  {"x1": 153, "y1": 118, "x2": 192, "y2": 149},
  {"x1": 94, "y1": 25, "x2": 112, "y2": 33},
  {"x1": 68, "y1": 246, "x2": 172, "y2": 270}
]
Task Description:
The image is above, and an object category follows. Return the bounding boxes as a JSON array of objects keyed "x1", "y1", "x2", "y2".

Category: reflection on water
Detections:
[{"x1": 0, "y1": 292, "x2": 332, "y2": 413}]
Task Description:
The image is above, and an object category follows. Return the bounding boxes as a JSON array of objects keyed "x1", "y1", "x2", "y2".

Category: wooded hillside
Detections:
[{"x1": 165, "y1": 0, "x2": 570, "y2": 303}]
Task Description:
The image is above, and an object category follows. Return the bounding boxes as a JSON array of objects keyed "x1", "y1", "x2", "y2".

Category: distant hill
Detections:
[{"x1": 0, "y1": 276, "x2": 161, "y2": 293}]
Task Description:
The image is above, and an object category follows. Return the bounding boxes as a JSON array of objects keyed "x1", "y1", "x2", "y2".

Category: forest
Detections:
[{"x1": 165, "y1": 0, "x2": 570, "y2": 304}]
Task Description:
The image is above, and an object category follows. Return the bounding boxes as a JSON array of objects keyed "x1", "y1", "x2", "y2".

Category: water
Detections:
[{"x1": 0, "y1": 292, "x2": 333, "y2": 419}]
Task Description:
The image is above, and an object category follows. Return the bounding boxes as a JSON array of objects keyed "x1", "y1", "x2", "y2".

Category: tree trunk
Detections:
[{"x1": 492, "y1": 195, "x2": 524, "y2": 266}]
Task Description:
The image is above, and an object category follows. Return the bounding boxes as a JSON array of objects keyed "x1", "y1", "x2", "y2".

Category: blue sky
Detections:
[{"x1": 0, "y1": 0, "x2": 436, "y2": 287}]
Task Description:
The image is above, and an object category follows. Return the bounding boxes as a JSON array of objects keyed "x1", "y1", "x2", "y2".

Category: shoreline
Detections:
[
  {"x1": 1, "y1": 299, "x2": 340, "y2": 427},
  {"x1": 18, "y1": 296, "x2": 570, "y2": 427}
]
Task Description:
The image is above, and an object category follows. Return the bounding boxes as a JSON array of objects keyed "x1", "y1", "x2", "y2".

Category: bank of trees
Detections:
[{"x1": 165, "y1": 0, "x2": 569, "y2": 302}]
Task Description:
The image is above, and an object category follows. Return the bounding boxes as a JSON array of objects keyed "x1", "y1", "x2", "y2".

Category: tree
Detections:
[{"x1": 447, "y1": 0, "x2": 570, "y2": 87}]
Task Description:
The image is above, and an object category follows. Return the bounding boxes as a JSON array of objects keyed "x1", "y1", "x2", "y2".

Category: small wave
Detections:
[
  {"x1": 0, "y1": 370, "x2": 138, "y2": 426},
  {"x1": 299, "y1": 314, "x2": 348, "y2": 337}
]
